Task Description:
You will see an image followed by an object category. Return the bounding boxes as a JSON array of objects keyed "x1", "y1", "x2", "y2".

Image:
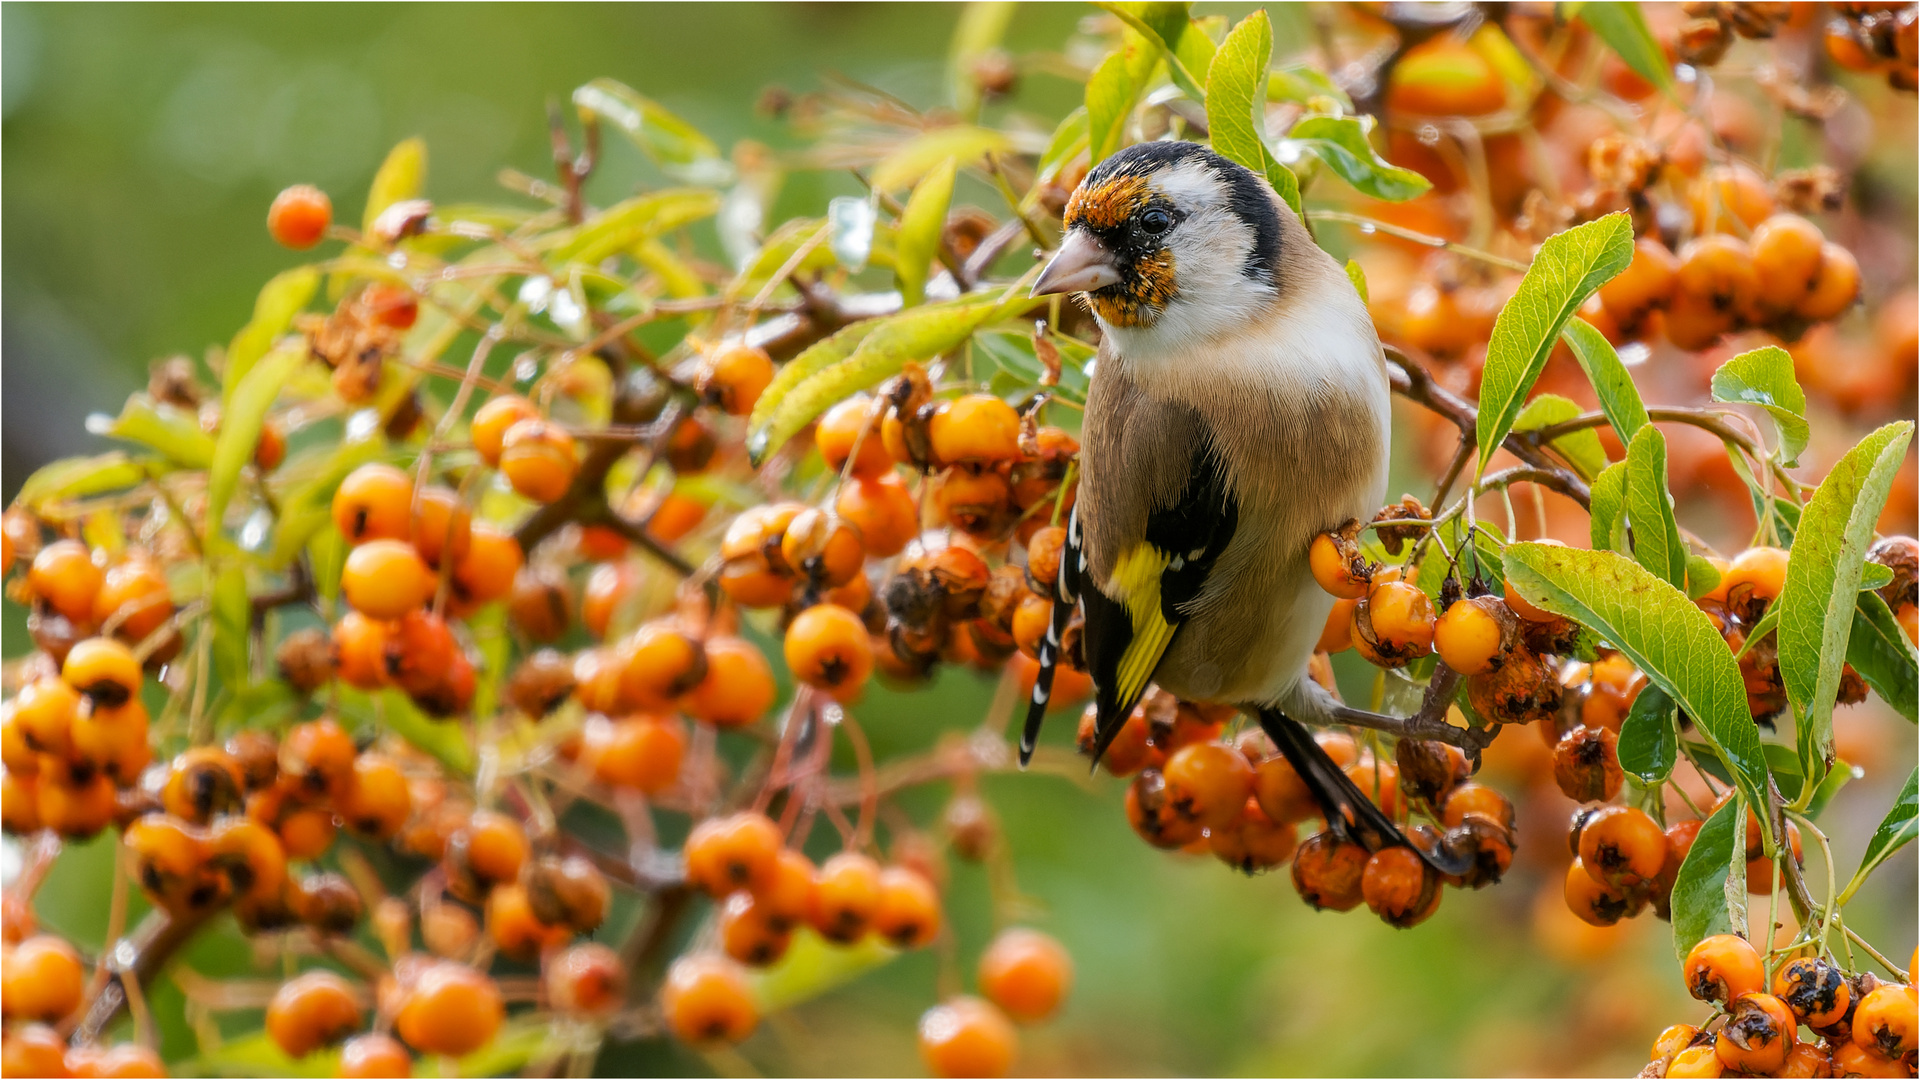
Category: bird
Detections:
[{"x1": 1023, "y1": 140, "x2": 1440, "y2": 860}]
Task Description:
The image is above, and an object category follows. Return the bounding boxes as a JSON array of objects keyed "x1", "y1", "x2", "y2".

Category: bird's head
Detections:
[{"x1": 1033, "y1": 142, "x2": 1284, "y2": 348}]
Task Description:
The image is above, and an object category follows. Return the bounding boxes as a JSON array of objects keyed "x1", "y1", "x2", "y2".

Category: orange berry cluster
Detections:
[
  {"x1": 915, "y1": 929, "x2": 1073, "y2": 1079},
  {"x1": 1646, "y1": 936, "x2": 1918, "y2": 1077},
  {"x1": 1823, "y1": 3, "x2": 1919, "y2": 89},
  {"x1": 0, "y1": 929, "x2": 166, "y2": 1077},
  {"x1": 4, "y1": 631, "x2": 154, "y2": 840},
  {"x1": 1078, "y1": 683, "x2": 1517, "y2": 931}
]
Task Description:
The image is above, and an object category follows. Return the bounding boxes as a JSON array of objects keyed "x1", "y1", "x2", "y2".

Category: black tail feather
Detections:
[
  {"x1": 1018, "y1": 585, "x2": 1075, "y2": 766},
  {"x1": 1255, "y1": 707, "x2": 1473, "y2": 876}
]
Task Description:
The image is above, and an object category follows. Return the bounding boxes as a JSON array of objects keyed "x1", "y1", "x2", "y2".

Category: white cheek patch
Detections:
[{"x1": 1104, "y1": 201, "x2": 1276, "y2": 361}]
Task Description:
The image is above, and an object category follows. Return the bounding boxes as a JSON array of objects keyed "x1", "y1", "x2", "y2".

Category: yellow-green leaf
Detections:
[
  {"x1": 363, "y1": 137, "x2": 427, "y2": 232},
  {"x1": 1513, "y1": 393, "x2": 1607, "y2": 481},
  {"x1": 1094, "y1": 2, "x2": 1208, "y2": 101},
  {"x1": 16, "y1": 453, "x2": 149, "y2": 511},
  {"x1": 1589, "y1": 460, "x2": 1628, "y2": 553},
  {"x1": 1204, "y1": 10, "x2": 1302, "y2": 218},
  {"x1": 895, "y1": 158, "x2": 957, "y2": 307},
  {"x1": 1085, "y1": 50, "x2": 1136, "y2": 164},
  {"x1": 1504, "y1": 542, "x2": 1774, "y2": 848},
  {"x1": 1285, "y1": 114, "x2": 1431, "y2": 202},
  {"x1": 1572, "y1": 1, "x2": 1675, "y2": 94},
  {"x1": 1670, "y1": 793, "x2": 1741, "y2": 959},
  {"x1": 1779, "y1": 421, "x2": 1914, "y2": 793},
  {"x1": 206, "y1": 346, "x2": 305, "y2": 540},
  {"x1": 1850, "y1": 593, "x2": 1918, "y2": 721},
  {"x1": 547, "y1": 188, "x2": 722, "y2": 266},
  {"x1": 1711, "y1": 345, "x2": 1809, "y2": 467},
  {"x1": 225, "y1": 267, "x2": 318, "y2": 406},
  {"x1": 1475, "y1": 213, "x2": 1633, "y2": 477},
  {"x1": 871, "y1": 125, "x2": 1011, "y2": 193},
  {"x1": 1561, "y1": 315, "x2": 1649, "y2": 445},
  {"x1": 1624, "y1": 425, "x2": 1686, "y2": 588},
  {"x1": 574, "y1": 78, "x2": 729, "y2": 184},
  {"x1": 86, "y1": 396, "x2": 216, "y2": 469},
  {"x1": 948, "y1": 1, "x2": 1018, "y2": 118}
]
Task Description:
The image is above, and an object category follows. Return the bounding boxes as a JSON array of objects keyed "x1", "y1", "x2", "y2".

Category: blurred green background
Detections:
[{"x1": 3, "y1": 3, "x2": 1914, "y2": 1077}]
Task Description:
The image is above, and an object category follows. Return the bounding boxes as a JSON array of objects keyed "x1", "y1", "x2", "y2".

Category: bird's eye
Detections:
[{"x1": 1139, "y1": 208, "x2": 1173, "y2": 235}]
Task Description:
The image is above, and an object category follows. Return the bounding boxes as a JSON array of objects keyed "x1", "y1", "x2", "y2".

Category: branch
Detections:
[
  {"x1": 1525, "y1": 405, "x2": 1806, "y2": 495},
  {"x1": 71, "y1": 908, "x2": 210, "y2": 1046},
  {"x1": 1386, "y1": 350, "x2": 1592, "y2": 508}
]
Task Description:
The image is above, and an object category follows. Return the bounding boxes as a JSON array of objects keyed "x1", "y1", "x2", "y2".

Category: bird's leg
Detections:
[{"x1": 1325, "y1": 665, "x2": 1497, "y2": 752}]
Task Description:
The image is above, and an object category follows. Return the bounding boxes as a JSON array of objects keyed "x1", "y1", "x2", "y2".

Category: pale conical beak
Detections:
[{"x1": 1031, "y1": 230, "x2": 1122, "y2": 297}]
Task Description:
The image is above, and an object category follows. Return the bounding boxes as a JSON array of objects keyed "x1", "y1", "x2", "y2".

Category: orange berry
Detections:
[
  {"x1": 660, "y1": 954, "x2": 758, "y2": 1044},
  {"x1": 361, "y1": 282, "x2": 418, "y2": 331},
  {"x1": 1308, "y1": 533, "x2": 1370, "y2": 599},
  {"x1": 276, "y1": 806, "x2": 338, "y2": 861},
  {"x1": 13, "y1": 677, "x2": 80, "y2": 758},
  {"x1": 332, "y1": 464, "x2": 415, "y2": 545},
  {"x1": 1, "y1": 1025, "x2": 70, "y2": 1078},
  {"x1": 1386, "y1": 35, "x2": 1506, "y2": 115},
  {"x1": 453, "y1": 810, "x2": 528, "y2": 887},
  {"x1": 29, "y1": 540, "x2": 103, "y2": 626},
  {"x1": 815, "y1": 394, "x2": 893, "y2": 479},
  {"x1": 1577, "y1": 804, "x2": 1666, "y2": 888},
  {"x1": 1852, "y1": 984, "x2": 1918, "y2": 1059},
  {"x1": 330, "y1": 611, "x2": 390, "y2": 691},
  {"x1": 1599, "y1": 237, "x2": 1680, "y2": 324},
  {"x1": 1160, "y1": 741, "x2": 1254, "y2": 830},
  {"x1": 784, "y1": 603, "x2": 873, "y2": 699},
  {"x1": 835, "y1": 473, "x2": 919, "y2": 558},
  {"x1": 978, "y1": 928, "x2": 1073, "y2": 1023},
  {"x1": 1434, "y1": 595, "x2": 1514, "y2": 675},
  {"x1": 1, "y1": 771, "x2": 42, "y2": 834},
  {"x1": 471, "y1": 395, "x2": 540, "y2": 468},
  {"x1": 1684, "y1": 934, "x2": 1766, "y2": 1004},
  {"x1": 1689, "y1": 164, "x2": 1774, "y2": 234},
  {"x1": 752, "y1": 848, "x2": 816, "y2": 932},
  {"x1": 93, "y1": 557, "x2": 173, "y2": 645},
  {"x1": 62, "y1": 636, "x2": 142, "y2": 708},
  {"x1": 338, "y1": 754, "x2": 411, "y2": 840},
  {"x1": 207, "y1": 817, "x2": 288, "y2": 906},
  {"x1": 619, "y1": 622, "x2": 706, "y2": 710},
  {"x1": 1652, "y1": 1023, "x2": 1700, "y2": 1063},
  {"x1": 872, "y1": 865, "x2": 942, "y2": 949},
  {"x1": 810, "y1": 850, "x2": 882, "y2": 944},
  {"x1": 409, "y1": 486, "x2": 471, "y2": 569},
  {"x1": 160, "y1": 746, "x2": 244, "y2": 824},
  {"x1": 546, "y1": 942, "x2": 626, "y2": 1017},
  {"x1": 394, "y1": 961, "x2": 504, "y2": 1057},
  {"x1": 1352, "y1": 580, "x2": 1434, "y2": 667},
  {"x1": 1666, "y1": 1044, "x2": 1725, "y2": 1078},
  {"x1": 485, "y1": 882, "x2": 570, "y2": 961},
  {"x1": 698, "y1": 343, "x2": 774, "y2": 416},
  {"x1": 1362, "y1": 845, "x2": 1441, "y2": 928},
  {"x1": 380, "y1": 609, "x2": 458, "y2": 700},
  {"x1": 341, "y1": 539, "x2": 435, "y2": 619},
  {"x1": 780, "y1": 508, "x2": 865, "y2": 587},
  {"x1": 265, "y1": 970, "x2": 363, "y2": 1058},
  {"x1": 2, "y1": 935, "x2": 86, "y2": 1022},
  {"x1": 683, "y1": 636, "x2": 776, "y2": 728},
  {"x1": 1831, "y1": 1040, "x2": 1908, "y2": 1078},
  {"x1": 499, "y1": 419, "x2": 578, "y2": 503},
  {"x1": 1752, "y1": 214, "x2": 1828, "y2": 313},
  {"x1": 927, "y1": 395, "x2": 1021, "y2": 466},
  {"x1": 1797, "y1": 242, "x2": 1862, "y2": 322},
  {"x1": 1317, "y1": 597, "x2": 1356, "y2": 653},
  {"x1": 1772, "y1": 956, "x2": 1851, "y2": 1029},
  {"x1": 684, "y1": 812, "x2": 782, "y2": 897},
  {"x1": 1345, "y1": 757, "x2": 1404, "y2": 817},
  {"x1": 1723, "y1": 546, "x2": 1790, "y2": 611},
  {"x1": 1676, "y1": 234, "x2": 1762, "y2": 318},
  {"x1": 1563, "y1": 857, "x2": 1642, "y2": 926},
  {"x1": 1715, "y1": 992, "x2": 1797, "y2": 1075},
  {"x1": 1291, "y1": 831, "x2": 1369, "y2": 911},
  {"x1": 268, "y1": 185, "x2": 331, "y2": 249},
  {"x1": 718, "y1": 891, "x2": 794, "y2": 967},
  {"x1": 918, "y1": 996, "x2": 1017, "y2": 1079},
  {"x1": 37, "y1": 772, "x2": 117, "y2": 838},
  {"x1": 450, "y1": 524, "x2": 523, "y2": 609},
  {"x1": 338, "y1": 1033, "x2": 412, "y2": 1078},
  {"x1": 581, "y1": 713, "x2": 685, "y2": 794}
]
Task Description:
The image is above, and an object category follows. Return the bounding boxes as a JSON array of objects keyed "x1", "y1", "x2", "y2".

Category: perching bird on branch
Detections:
[{"x1": 1024, "y1": 140, "x2": 1450, "y2": 864}]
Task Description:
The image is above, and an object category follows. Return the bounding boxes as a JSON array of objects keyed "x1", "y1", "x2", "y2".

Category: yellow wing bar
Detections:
[{"x1": 1109, "y1": 542, "x2": 1177, "y2": 710}]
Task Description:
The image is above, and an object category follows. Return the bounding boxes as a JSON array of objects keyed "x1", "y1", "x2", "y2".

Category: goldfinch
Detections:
[{"x1": 1025, "y1": 141, "x2": 1437, "y2": 856}]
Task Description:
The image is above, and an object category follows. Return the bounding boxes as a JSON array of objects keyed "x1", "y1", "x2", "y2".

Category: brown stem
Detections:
[
  {"x1": 1386, "y1": 351, "x2": 1592, "y2": 508},
  {"x1": 1526, "y1": 405, "x2": 1805, "y2": 495},
  {"x1": 71, "y1": 908, "x2": 211, "y2": 1047}
]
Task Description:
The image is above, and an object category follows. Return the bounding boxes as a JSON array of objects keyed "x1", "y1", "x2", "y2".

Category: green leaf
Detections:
[
  {"x1": 1625, "y1": 425, "x2": 1686, "y2": 588},
  {"x1": 210, "y1": 564, "x2": 250, "y2": 692},
  {"x1": 746, "y1": 322, "x2": 882, "y2": 463},
  {"x1": 1671, "y1": 793, "x2": 1741, "y2": 959},
  {"x1": 334, "y1": 686, "x2": 474, "y2": 776},
  {"x1": 85, "y1": 396, "x2": 215, "y2": 469},
  {"x1": 1094, "y1": 3, "x2": 1208, "y2": 101},
  {"x1": 870, "y1": 125, "x2": 1011, "y2": 192},
  {"x1": 1037, "y1": 107, "x2": 1091, "y2": 184},
  {"x1": 1284, "y1": 115, "x2": 1431, "y2": 202},
  {"x1": 1711, "y1": 346, "x2": 1810, "y2": 467},
  {"x1": 547, "y1": 189, "x2": 722, "y2": 266},
  {"x1": 1476, "y1": 213, "x2": 1634, "y2": 479},
  {"x1": 1345, "y1": 260, "x2": 1368, "y2": 303},
  {"x1": 1561, "y1": 315, "x2": 1649, "y2": 445},
  {"x1": 1849, "y1": 592, "x2": 1918, "y2": 721},
  {"x1": 1572, "y1": 1, "x2": 1675, "y2": 94},
  {"x1": 363, "y1": 137, "x2": 426, "y2": 232},
  {"x1": 225, "y1": 267, "x2": 318, "y2": 406},
  {"x1": 205, "y1": 346, "x2": 305, "y2": 541},
  {"x1": 948, "y1": 1, "x2": 1018, "y2": 118},
  {"x1": 1085, "y1": 50, "x2": 1136, "y2": 164},
  {"x1": 1780, "y1": 421, "x2": 1916, "y2": 791},
  {"x1": 1860, "y1": 562, "x2": 1896, "y2": 591},
  {"x1": 1504, "y1": 543, "x2": 1773, "y2": 845},
  {"x1": 895, "y1": 157, "x2": 957, "y2": 307},
  {"x1": 747, "y1": 297, "x2": 1014, "y2": 464},
  {"x1": 16, "y1": 453, "x2": 150, "y2": 511},
  {"x1": 1808, "y1": 759, "x2": 1860, "y2": 820},
  {"x1": 1843, "y1": 767, "x2": 1917, "y2": 903},
  {"x1": 750, "y1": 928, "x2": 898, "y2": 1013},
  {"x1": 1268, "y1": 63, "x2": 1353, "y2": 110},
  {"x1": 1686, "y1": 553, "x2": 1724, "y2": 601},
  {"x1": 1618, "y1": 683, "x2": 1677, "y2": 784},
  {"x1": 1204, "y1": 10, "x2": 1302, "y2": 219},
  {"x1": 1589, "y1": 461, "x2": 1629, "y2": 554},
  {"x1": 573, "y1": 78, "x2": 729, "y2": 184},
  {"x1": 1513, "y1": 393, "x2": 1608, "y2": 481}
]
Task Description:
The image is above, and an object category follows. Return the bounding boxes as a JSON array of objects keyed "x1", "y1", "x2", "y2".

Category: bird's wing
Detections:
[{"x1": 1019, "y1": 439, "x2": 1239, "y2": 767}]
